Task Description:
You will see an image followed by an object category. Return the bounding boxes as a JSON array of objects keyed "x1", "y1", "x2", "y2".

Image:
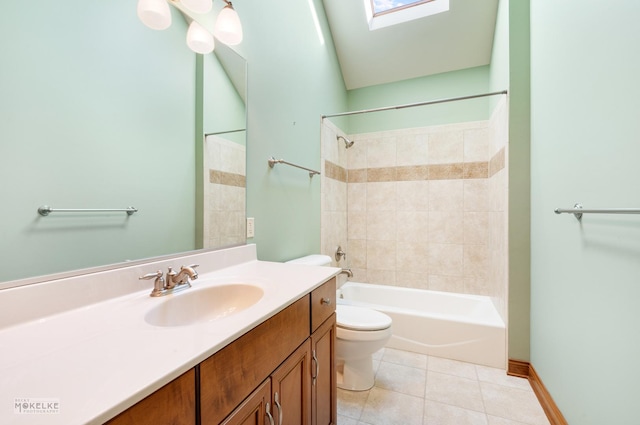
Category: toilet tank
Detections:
[{"x1": 285, "y1": 254, "x2": 332, "y2": 267}]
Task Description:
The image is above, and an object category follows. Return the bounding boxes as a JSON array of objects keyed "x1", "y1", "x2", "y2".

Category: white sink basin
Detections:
[{"x1": 145, "y1": 284, "x2": 264, "y2": 327}]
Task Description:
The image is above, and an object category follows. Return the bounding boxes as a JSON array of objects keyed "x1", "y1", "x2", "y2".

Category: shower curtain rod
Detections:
[
  {"x1": 321, "y1": 90, "x2": 508, "y2": 119},
  {"x1": 204, "y1": 129, "x2": 246, "y2": 137}
]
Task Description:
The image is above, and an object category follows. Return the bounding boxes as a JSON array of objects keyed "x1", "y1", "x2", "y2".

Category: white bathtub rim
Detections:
[
  {"x1": 339, "y1": 281, "x2": 495, "y2": 302},
  {"x1": 337, "y1": 298, "x2": 503, "y2": 329},
  {"x1": 338, "y1": 282, "x2": 505, "y2": 329}
]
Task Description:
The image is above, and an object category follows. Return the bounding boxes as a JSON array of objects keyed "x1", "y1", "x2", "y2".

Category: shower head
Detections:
[{"x1": 337, "y1": 135, "x2": 355, "y2": 149}]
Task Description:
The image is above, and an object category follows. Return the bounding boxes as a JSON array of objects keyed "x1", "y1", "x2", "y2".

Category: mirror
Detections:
[
  {"x1": 0, "y1": 1, "x2": 246, "y2": 285},
  {"x1": 200, "y1": 43, "x2": 247, "y2": 250}
]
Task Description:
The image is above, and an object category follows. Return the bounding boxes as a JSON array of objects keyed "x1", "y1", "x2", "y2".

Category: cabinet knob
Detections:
[{"x1": 321, "y1": 297, "x2": 331, "y2": 305}]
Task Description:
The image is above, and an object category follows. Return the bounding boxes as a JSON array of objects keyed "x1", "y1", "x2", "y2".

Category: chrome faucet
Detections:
[
  {"x1": 139, "y1": 264, "x2": 199, "y2": 297},
  {"x1": 166, "y1": 265, "x2": 199, "y2": 289}
]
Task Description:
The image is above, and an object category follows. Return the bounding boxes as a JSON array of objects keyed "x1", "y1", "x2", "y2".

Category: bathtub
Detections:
[{"x1": 337, "y1": 282, "x2": 506, "y2": 368}]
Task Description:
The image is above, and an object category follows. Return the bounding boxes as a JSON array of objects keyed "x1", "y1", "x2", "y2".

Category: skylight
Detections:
[
  {"x1": 372, "y1": 0, "x2": 429, "y2": 14},
  {"x1": 365, "y1": 0, "x2": 449, "y2": 30}
]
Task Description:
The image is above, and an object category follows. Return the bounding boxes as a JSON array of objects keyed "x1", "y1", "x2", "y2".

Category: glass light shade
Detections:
[
  {"x1": 181, "y1": 0, "x2": 212, "y2": 14},
  {"x1": 137, "y1": 0, "x2": 172, "y2": 30},
  {"x1": 214, "y1": 4, "x2": 243, "y2": 45},
  {"x1": 186, "y1": 21, "x2": 215, "y2": 54}
]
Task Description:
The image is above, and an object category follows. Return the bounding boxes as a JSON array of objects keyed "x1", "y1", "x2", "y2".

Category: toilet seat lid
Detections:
[{"x1": 336, "y1": 304, "x2": 392, "y2": 331}]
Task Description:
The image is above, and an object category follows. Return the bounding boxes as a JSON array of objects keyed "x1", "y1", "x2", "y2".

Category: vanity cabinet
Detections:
[
  {"x1": 200, "y1": 295, "x2": 311, "y2": 424},
  {"x1": 104, "y1": 277, "x2": 336, "y2": 425},
  {"x1": 220, "y1": 340, "x2": 311, "y2": 425},
  {"x1": 210, "y1": 278, "x2": 337, "y2": 425},
  {"x1": 104, "y1": 368, "x2": 196, "y2": 425}
]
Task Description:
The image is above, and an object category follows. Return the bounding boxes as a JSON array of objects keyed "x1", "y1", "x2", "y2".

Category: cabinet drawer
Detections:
[{"x1": 310, "y1": 278, "x2": 336, "y2": 332}]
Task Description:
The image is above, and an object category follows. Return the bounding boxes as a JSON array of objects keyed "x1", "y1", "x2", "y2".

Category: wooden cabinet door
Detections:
[
  {"x1": 270, "y1": 340, "x2": 312, "y2": 425},
  {"x1": 220, "y1": 379, "x2": 271, "y2": 425},
  {"x1": 311, "y1": 314, "x2": 337, "y2": 425}
]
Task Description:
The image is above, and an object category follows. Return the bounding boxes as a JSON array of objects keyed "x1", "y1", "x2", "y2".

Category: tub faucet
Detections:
[{"x1": 340, "y1": 268, "x2": 353, "y2": 278}]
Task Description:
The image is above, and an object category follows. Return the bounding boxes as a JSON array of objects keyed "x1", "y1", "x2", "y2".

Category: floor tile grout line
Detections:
[
  {"x1": 378, "y1": 359, "x2": 430, "y2": 374},
  {"x1": 422, "y1": 392, "x2": 488, "y2": 416},
  {"x1": 339, "y1": 348, "x2": 548, "y2": 425},
  {"x1": 474, "y1": 364, "x2": 492, "y2": 424},
  {"x1": 357, "y1": 385, "x2": 374, "y2": 423}
]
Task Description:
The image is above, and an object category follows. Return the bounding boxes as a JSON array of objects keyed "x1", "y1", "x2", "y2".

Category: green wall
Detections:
[
  {"x1": 488, "y1": 0, "x2": 509, "y2": 107},
  {"x1": 506, "y1": 0, "x2": 531, "y2": 365},
  {"x1": 345, "y1": 66, "x2": 492, "y2": 133},
  {"x1": 530, "y1": 1, "x2": 640, "y2": 423},
  {"x1": 487, "y1": 0, "x2": 532, "y2": 364},
  {"x1": 0, "y1": 0, "x2": 197, "y2": 282},
  {"x1": 238, "y1": 0, "x2": 348, "y2": 262}
]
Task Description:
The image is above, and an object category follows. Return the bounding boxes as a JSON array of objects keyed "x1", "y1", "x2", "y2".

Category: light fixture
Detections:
[
  {"x1": 136, "y1": 0, "x2": 243, "y2": 54},
  {"x1": 187, "y1": 21, "x2": 215, "y2": 54},
  {"x1": 214, "y1": 1, "x2": 243, "y2": 46},
  {"x1": 137, "y1": 0, "x2": 172, "y2": 30}
]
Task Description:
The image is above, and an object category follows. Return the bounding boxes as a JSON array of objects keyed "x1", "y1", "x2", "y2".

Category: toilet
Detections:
[{"x1": 286, "y1": 255, "x2": 392, "y2": 391}]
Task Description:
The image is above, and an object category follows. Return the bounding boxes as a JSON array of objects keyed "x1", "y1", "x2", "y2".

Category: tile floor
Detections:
[{"x1": 337, "y1": 348, "x2": 550, "y2": 425}]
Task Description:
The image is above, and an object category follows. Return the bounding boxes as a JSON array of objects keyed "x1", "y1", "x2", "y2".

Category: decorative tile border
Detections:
[
  {"x1": 489, "y1": 147, "x2": 506, "y2": 177},
  {"x1": 324, "y1": 160, "x2": 347, "y2": 182},
  {"x1": 209, "y1": 170, "x2": 246, "y2": 187},
  {"x1": 324, "y1": 147, "x2": 505, "y2": 183}
]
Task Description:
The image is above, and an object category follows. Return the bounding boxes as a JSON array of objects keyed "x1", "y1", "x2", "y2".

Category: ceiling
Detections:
[{"x1": 321, "y1": 0, "x2": 500, "y2": 90}]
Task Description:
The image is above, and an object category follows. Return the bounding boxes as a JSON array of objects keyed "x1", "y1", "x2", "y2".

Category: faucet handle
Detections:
[
  {"x1": 139, "y1": 270, "x2": 163, "y2": 280},
  {"x1": 139, "y1": 270, "x2": 165, "y2": 296}
]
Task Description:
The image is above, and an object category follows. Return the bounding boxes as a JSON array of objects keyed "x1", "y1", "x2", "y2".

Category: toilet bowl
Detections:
[
  {"x1": 335, "y1": 304, "x2": 392, "y2": 391},
  {"x1": 286, "y1": 254, "x2": 393, "y2": 391}
]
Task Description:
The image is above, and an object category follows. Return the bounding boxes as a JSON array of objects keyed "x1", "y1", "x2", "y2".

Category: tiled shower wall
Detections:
[
  {"x1": 321, "y1": 97, "x2": 508, "y2": 320},
  {"x1": 203, "y1": 135, "x2": 246, "y2": 249},
  {"x1": 487, "y1": 98, "x2": 508, "y2": 319},
  {"x1": 321, "y1": 120, "x2": 348, "y2": 273}
]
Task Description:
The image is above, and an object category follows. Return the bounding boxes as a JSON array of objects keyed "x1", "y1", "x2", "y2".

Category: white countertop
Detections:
[{"x1": 0, "y1": 245, "x2": 339, "y2": 425}]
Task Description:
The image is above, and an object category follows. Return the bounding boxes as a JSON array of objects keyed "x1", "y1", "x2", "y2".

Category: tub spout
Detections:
[{"x1": 340, "y1": 268, "x2": 353, "y2": 278}]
